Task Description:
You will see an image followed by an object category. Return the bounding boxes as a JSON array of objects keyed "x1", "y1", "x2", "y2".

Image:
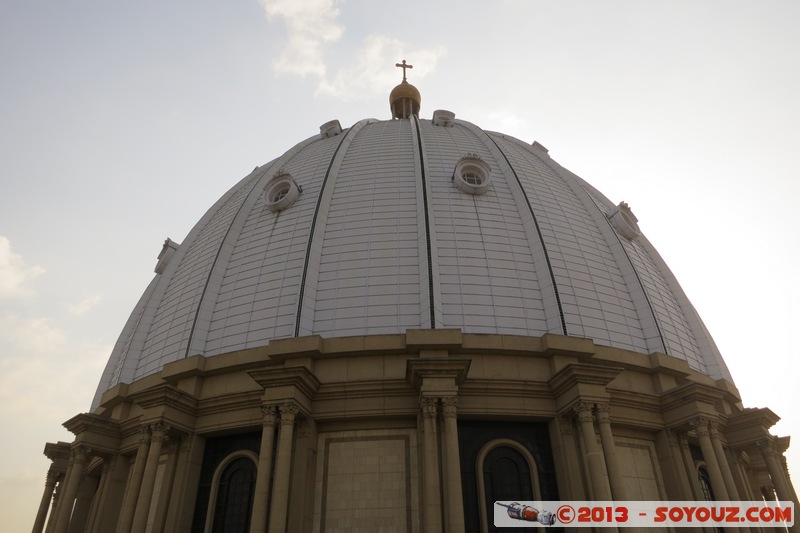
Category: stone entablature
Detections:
[{"x1": 38, "y1": 330, "x2": 798, "y2": 533}]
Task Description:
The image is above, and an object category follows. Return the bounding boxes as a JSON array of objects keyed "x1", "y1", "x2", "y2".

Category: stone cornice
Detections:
[
  {"x1": 61, "y1": 413, "x2": 122, "y2": 456},
  {"x1": 724, "y1": 408, "x2": 781, "y2": 447},
  {"x1": 247, "y1": 365, "x2": 321, "y2": 397},
  {"x1": 548, "y1": 362, "x2": 623, "y2": 413},
  {"x1": 127, "y1": 383, "x2": 198, "y2": 414},
  {"x1": 405, "y1": 357, "x2": 471, "y2": 390}
]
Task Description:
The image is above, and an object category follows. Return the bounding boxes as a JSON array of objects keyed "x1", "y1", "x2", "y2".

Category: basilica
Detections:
[{"x1": 34, "y1": 63, "x2": 797, "y2": 533}]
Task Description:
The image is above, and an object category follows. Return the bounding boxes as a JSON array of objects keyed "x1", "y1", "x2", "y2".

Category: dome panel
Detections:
[
  {"x1": 92, "y1": 115, "x2": 734, "y2": 409},
  {"x1": 419, "y1": 119, "x2": 550, "y2": 335}
]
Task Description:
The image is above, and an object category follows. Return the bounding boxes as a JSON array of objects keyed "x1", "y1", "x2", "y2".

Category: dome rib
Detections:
[
  {"x1": 294, "y1": 118, "x2": 378, "y2": 337},
  {"x1": 477, "y1": 127, "x2": 568, "y2": 336},
  {"x1": 411, "y1": 114, "x2": 437, "y2": 329},
  {"x1": 524, "y1": 142, "x2": 668, "y2": 355}
]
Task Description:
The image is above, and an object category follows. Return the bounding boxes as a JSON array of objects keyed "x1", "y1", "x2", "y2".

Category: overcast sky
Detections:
[{"x1": 2, "y1": 0, "x2": 798, "y2": 529}]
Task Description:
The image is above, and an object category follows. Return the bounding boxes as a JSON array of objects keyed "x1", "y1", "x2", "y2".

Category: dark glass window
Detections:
[
  {"x1": 698, "y1": 467, "x2": 715, "y2": 501},
  {"x1": 483, "y1": 446, "x2": 533, "y2": 506},
  {"x1": 191, "y1": 432, "x2": 262, "y2": 533},
  {"x1": 212, "y1": 456, "x2": 257, "y2": 533},
  {"x1": 458, "y1": 421, "x2": 560, "y2": 533}
]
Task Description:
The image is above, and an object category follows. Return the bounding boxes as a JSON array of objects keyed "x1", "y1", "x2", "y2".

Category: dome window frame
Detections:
[
  {"x1": 607, "y1": 201, "x2": 641, "y2": 240},
  {"x1": 453, "y1": 153, "x2": 491, "y2": 195},
  {"x1": 264, "y1": 171, "x2": 301, "y2": 212}
]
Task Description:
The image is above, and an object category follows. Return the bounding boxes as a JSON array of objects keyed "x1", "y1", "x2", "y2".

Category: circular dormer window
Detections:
[
  {"x1": 264, "y1": 172, "x2": 300, "y2": 212},
  {"x1": 607, "y1": 201, "x2": 640, "y2": 240},
  {"x1": 453, "y1": 154, "x2": 491, "y2": 195}
]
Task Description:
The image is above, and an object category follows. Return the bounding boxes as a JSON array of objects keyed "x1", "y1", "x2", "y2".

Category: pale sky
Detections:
[{"x1": 1, "y1": 1, "x2": 798, "y2": 530}]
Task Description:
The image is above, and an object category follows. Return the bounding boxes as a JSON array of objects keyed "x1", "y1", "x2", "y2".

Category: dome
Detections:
[{"x1": 92, "y1": 113, "x2": 731, "y2": 409}]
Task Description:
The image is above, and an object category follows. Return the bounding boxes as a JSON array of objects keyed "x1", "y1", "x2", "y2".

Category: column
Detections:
[
  {"x1": 595, "y1": 404, "x2": 627, "y2": 501},
  {"x1": 44, "y1": 476, "x2": 64, "y2": 533},
  {"x1": 53, "y1": 446, "x2": 90, "y2": 533},
  {"x1": 421, "y1": 396, "x2": 442, "y2": 533},
  {"x1": 267, "y1": 403, "x2": 298, "y2": 533},
  {"x1": 574, "y1": 402, "x2": 612, "y2": 501},
  {"x1": 441, "y1": 396, "x2": 465, "y2": 533},
  {"x1": 677, "y1": 433, "x2": 702, "y2": 499},
  {"x1": 760, "y1": 440, "x2": 800, "y2": 533},
  {"x1": 250, "y1": 405, "x2": 278, "y2": 533},
  {"x1": 32, "y1": 470, "x2": 59, "y2": 533},
  {"x1": 131, "y1": 422, "x2": 168, "y2": 533},
  {"x1": 658, "y1": 430, "x2": 693, "y2": 499},
  {"x1": 757, "y1": 439, "x2": 796, "y2": 504},
  {"x1": 553, "y1": 416, "x2": 585, "y2": 499},
  {"x1": 150, "y1": 438, "x2": 180, "y2": 533},
  {"x1": 164, "y1": 434, "x2": 205, "y2": 533},
  {"x1": 707, "y1": 422, "x2": 740, "y2": 500},
  {"x1": 690, "y1": 418, "x2": 729, "y2": 500},
  {"x1": 116, "y1": 427, "x2": 151, "y2": 533}
]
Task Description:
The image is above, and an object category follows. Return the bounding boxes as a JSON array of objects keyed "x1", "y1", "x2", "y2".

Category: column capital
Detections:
[
  {"x1": 573, "y1": 401, "x2": 595, "y2": 423},
  {"x1": 420, "y1": 396, "x2": 438, "y2": 419},
  {"x1": 261, "y1": 404, "x2": 279, "y2": 427},
  {"x1": 441, "y1": 396, "x2": 458, "y2": 418},
  {"x1": 665, "y1": 428, "x2": 680, "y2": 447},
  {"x1": 138, "y1": 424, "x2": 152, "y2": 444},
  {"x1": 756, "y1": 437, "x2": 777, "y2": 456},
  {"x1": 595, "y1": 403, "x2": 611, "y2": 423},
  {"x1": 149, "y1": 421, "x2": 170, "y2": 439},
  {"x1": 69, "y1": 445, "x2": 91, "y2": 466},
  {"x1": 279, "y1": 403, "x2": 299, "y2": 425},
  {"x1": 689, "y1": 416, "x2": 712, "y2": 436}
]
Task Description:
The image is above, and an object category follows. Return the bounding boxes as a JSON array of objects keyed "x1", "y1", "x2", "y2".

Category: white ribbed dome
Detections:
[{"x1": 93, "y1": 115, "x2": 731, "y2": 408}]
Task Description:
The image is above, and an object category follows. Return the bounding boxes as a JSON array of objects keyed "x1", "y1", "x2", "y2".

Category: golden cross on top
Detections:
[{"x1": 396, "y1": 59, "x2": 413, "y2": 81}]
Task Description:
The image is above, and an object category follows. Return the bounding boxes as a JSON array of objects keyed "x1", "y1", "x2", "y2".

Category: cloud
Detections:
[
  {"x1": 0, "y1": 235, "x2": 44, "y2": 300},
  {"x1": 260, "y1": 1, "x2": 446, "y2": 100},
  {"x1": 260, "y1": 0, "x2": 345, "y2": 77},
  {"x1": 0, "y1": 314, "x2": 109, "y2": 420},
  {"x1": 67, "y1": 294, "x2": 103, "y2": 316}
]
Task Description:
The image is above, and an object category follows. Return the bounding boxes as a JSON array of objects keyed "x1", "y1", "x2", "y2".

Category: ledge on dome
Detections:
[
  {"x1": 154, "y1": 238, "x2": 179, "y2": 274},
  {"x1": 432, "y1": 109, "x2": 455, "y2": 127},
  {"x1": 319, "y1": 119, "x2": 342, "y2": 138},
  {"x1": 532, "y1": 141, "x2": 549, "y2": 154}
]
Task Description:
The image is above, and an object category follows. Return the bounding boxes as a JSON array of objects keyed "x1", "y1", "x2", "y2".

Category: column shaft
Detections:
[
  {"x1": 53, "y1": 446, "x2": 89, "y2": 533},
  {"x1": 575, "y1": 402, "x2": 612, "y2": 500},
  {"x1": 267, "y1": 404, "x2": 298, "y2": 533},
  {"x1": 131, "y1": 423, "x2": 168, "y2": 533},
  {"x1": 421, "y1": 397, "x2": 442, "y2": 533},
  {"x1": 442, "y1": 397, "x2": 464, "y2": 533},
  {"x1": 759, "y1": 440, "x2": 796, "y2": 504},
  {"x1": 596, "y1": 405, "x2": 627, "y2": 500},
  {"x1": 32, "y1": 471, "x2": 59, "y2": 533},
  {"x1": 692, "y1": 418, "x2": 729, "y2": 500},
  {"x1": 116, "y1": 430, "x2": 151, "y2": 533},
  {"x1": 250, "y1": 405, "x2": 278, "y2": 533},
  {"x1": 677, "y1": 434, "x2": 702, "y2": 499},
  {"x1": 708, "y1": 425, "x2": 740, "y2": 500}
]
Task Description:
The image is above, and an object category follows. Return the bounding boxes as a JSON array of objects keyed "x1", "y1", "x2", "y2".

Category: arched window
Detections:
[
  {"x1": 698, "y1": 466, "x2": 715, "y2": 501},
  {"x1": 205, "y1": 452, "x2": 258, "y2": 533},
  {"x1": 476, "y1": 439, "x2": 541, "y2": 533}
]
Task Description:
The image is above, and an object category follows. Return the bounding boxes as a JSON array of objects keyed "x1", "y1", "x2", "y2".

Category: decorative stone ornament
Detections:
[
  {"x1": 453, "y1": 153, "x2": 491, "y2": 195},
  {"x1": 264, "y1": 171, "x2": 301, "y2": 212},
  {"x1": 432, "y1": 109, "x2": 456, "y2": 127},
  {"x1": 607, "y1": 201, "x2": 641, "y2": 240},
  {"x1": 319, "y1": 119, "x2": 342, "y2": 138}
]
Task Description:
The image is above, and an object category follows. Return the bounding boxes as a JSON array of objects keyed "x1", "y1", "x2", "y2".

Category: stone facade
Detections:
[{"x1": 35, "y1": 330, "x2": 798, "y2": 532}]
